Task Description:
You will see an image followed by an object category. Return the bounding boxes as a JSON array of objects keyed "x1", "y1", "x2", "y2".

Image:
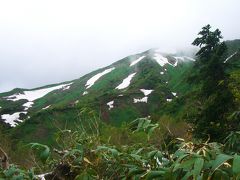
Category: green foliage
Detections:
[
  {"x1": 129, "y1": 118, "x2": 159, "y2": 140},
  {"x1": 2, "y1": 116, "x2": 239, "y2": 179},
  {"x1": 0, "y1": 165, "x2": 35, "y2": 180},
  {"x1": 224, "y1": 131, "x2": 240, "y2": 152}
]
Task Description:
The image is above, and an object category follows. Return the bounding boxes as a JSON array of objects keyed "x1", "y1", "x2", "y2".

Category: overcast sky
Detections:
[{"x1": 0, "y1": 0, "x2": 239, "y2": 92}]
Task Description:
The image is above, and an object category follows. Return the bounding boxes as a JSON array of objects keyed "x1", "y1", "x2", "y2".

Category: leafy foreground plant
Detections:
[{"x1": 2, "y1": 117, "x2": 240, "y2": 180}]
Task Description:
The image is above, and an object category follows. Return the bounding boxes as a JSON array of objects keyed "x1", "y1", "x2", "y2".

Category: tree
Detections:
[{"x1": 189, "y1": 25, "x2": 234, "y2": 141}]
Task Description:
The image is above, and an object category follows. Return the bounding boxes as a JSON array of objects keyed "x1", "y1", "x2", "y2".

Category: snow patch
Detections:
[
  {"x1": 134, "y1": 97, "x2": 148, "y2": 103},
  {"x1": 153, "y1": 53, "x2": 170, "y2": 66},
  {"x1": 107, "y1": 101, "x2": 114, "y2": 110},
  {"x1": 1, "y1": 112, "x2": 27, "y2": 127},
  {"x1": 134, "y1": 89, "x2": 153, "y2": 103},
  {"x1": 140, "y1": 89, "x2": 153, "y2": 96},
  {"x1": 62, "y1": 82, "x2": 73, "y2": 91},
  {"x1": 83, "y1": 91, "x2": 88, "y2": 95},
  {"x1": 160, "y1": 72, "x2": 164, "y2": 75},
  {"x1": 130, "y1": 56, "x2": 146, "y2": 66},
  {"x1": 23, "y1": 101, "x2": 34, "y2": 110},
  {"x1": 5, "y1": 83, "x2": 72, "y2": 102},
  {"x1": 85, "y1": 67, "x2": 115, "y2": 89},
  {"x1": 116, "y1": 73, "x2": 136, "y2": 90},
  {"x1": 172, "y1": 92, "x2": 177, "y2": 96}
]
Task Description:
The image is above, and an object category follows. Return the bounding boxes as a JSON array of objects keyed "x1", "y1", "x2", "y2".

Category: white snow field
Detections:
[
  {"x1": 23, "y1": 101, "x2": 34, "y2": 110},
  {"x1": 5, "y1": 83, "x2": 73, "y2": 102},
  {"x1": 116, "y1": 73, "x2": 137, "y2": 90},
  {"x1": 1, "y1": 83, "x2": 72, "y2": 127},
  {"x1": 153, "y1": 53, "x2": 170, "y2": 66},
  {"x1": 1, "y1": 112, "x2": 27, "y2": 127},
  {"x1": 85, "y1": 67, "x2": 115, "y2": 89}
]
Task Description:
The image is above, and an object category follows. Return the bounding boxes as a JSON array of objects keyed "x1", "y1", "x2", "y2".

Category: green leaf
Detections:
[
  {"x1": 96, "y1": 146, "x2": 119, "y2": 157},
  {"x1": 128, "y1": 168, "x2": 145, "y2": 177},
  {"x1": 233, "y1": 154, "x2": 240, "y2": 175},
  {"x1": 211, "y1": 154, "x2": 233, "y2": 174},
  {"x1": 179, "y1": 157, "x2": 196, "y2": 170},
  {"x1": 182, "y1": 171, "x2": 193, "y2": 180},
  {"x1": 29, "y1": 143, "x2": 50, "y2": 163},
  {"x1": 40, "y1": 146, "x2": 50, "y2": 163},
  {"x1": 193, "y1": 158, "x2": 204, "y2": 178},
  {"x1": 145, "y1": 170, "x2": 165, "y2": 179}
]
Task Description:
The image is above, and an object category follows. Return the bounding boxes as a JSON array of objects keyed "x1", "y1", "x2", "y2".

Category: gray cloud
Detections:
[{"x1": 0, "y1": 0, "x2": 239, "y2": 92}]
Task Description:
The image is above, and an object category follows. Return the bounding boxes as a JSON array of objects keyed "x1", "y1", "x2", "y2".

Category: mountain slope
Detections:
[{"x1": 1, "y1": 40, "x2": 239, "y2": 144}]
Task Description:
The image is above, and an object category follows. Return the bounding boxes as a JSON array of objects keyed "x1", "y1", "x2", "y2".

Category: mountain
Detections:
[{"x1": 0, "y1": 40, "x2": 239, "y2": 145}]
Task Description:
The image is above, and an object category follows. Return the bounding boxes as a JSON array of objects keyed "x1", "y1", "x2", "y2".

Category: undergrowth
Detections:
[{"x1": 1, "y1": 109, "x2": 240, "y2": 179}]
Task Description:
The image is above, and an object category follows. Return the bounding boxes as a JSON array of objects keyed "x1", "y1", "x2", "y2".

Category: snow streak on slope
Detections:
[
  {"x1": 130, "y1": 56, "x2": 146, "y2": 66},
  {"x1": 1, "y1": 112, "x2": 27, "y2": 127},
  {"x1": 116, "y1": 73, "x2": 136, "y2": 90},
  {"x1": 174, "y1": 56, "x2": 195, "y2": 62},
  {"x1": 42, "y1": 105, "x2": 51, "y2": 110},
  {"x1": 224, "y1": 51, "x2": 238, "y2": 63},
  {"x1": 85, "y1": 67, "x2": 115, "y2": 89},
  {"x1": 5, "y1": 83, "x2": 73, "y2": 102},
  {"x1": 174, "y1": 56, "x2": 184, "y2": 61}
]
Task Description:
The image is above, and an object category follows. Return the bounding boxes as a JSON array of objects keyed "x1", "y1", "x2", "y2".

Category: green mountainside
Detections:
[{"x1": 0, "y1": 40, "x2": 239, "y2": 146}]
